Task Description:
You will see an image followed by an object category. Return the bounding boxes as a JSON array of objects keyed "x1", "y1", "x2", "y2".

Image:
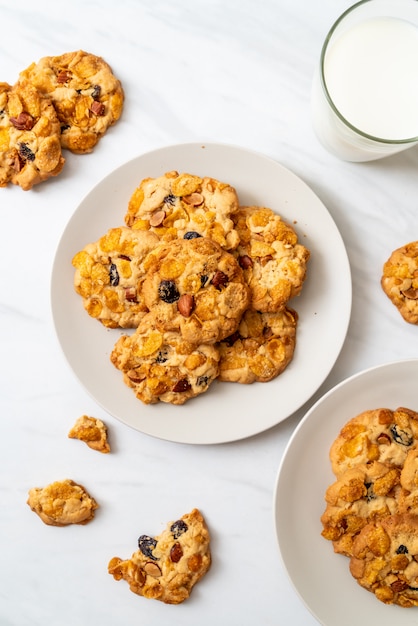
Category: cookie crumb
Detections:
[{"x1": 68, "y1": 414, "x2": 110, "y2": 453}]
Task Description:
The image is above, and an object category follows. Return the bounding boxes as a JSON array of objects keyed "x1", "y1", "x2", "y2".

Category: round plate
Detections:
[
  {"x1": 51, "y1": 142, "x2": 351, "y2": 444},
  {"x1": 274, "y1": 358, "x2": 418, "y2": 626}
]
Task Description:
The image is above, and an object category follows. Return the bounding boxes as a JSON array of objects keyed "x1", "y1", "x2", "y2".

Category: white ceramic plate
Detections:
[
  {"x1": 51, "y1": 142, "x2": 351, "y2": 444},
  {"x1": 274, "y1": 358, "x2": 418, "y2": 626}
]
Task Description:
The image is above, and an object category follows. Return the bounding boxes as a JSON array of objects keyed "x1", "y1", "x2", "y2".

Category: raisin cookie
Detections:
[
  {"x1": 72, "y1": 227, "x2": 159, "y2": 328},
  {"x1": 217, "y1": 307, "x2": 297, "y2": 384},
  {"x1": 124, "y1": 170, "x2": 240, "y2": 250},
  {"x1": 233, "y1": 206, "x2": 310, "y2": 312},
  {"x1": 350, "y1": 513, "x2": 418, "y2": 607},
  {"x1": 110, "y1": 312, "x2": 220, "y2": 405},
  {"x1": 381, "y1": 241, "x2": 418, "y2": 324},
  {"x1": 329, "y1": 407, "x2": 418, "y2": 478},
  {"x1": 19, "y1": 50, "x2": 124, "y2": 153},
  {"x1": 0, "y1": 79, "x2": 65, "y2": 190},
  {"x1": 68, "y1": 415, "x2": 110, "y2": 453},
  {"x1": 108, "y1": 508, "x2": 211, "y2": 604},
  {"x1": 321, "y1": 461, "x2": 401, "y2": 557},
  {"x1": 142, "y1": 236, "x2": 250, "y2": 344},
  {"x1": 27, "y1": 479, "x2": 98, "y2": 526}
]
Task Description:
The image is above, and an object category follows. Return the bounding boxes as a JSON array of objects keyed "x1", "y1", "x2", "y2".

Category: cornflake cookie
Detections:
[
  {"x1": 217, "y1": 307, "x2": 297, "y2": 384},
  {"x1": 19, "y1": 50, "x2": 124, "y2": 154},
  {"x1": 110, "y1": 313, "x2": 220, "y2": 405},
  {"x1": 68, "y1": 414, "x2": 110, "y2": 453},
  {"x1": 0, "y1": 79, "x2": 65, "y2": 190},
  {"x1": 142, "y1": 236, "x2": 250, "y2": 344},
  {"x1": 124, "y1": 171, "x2": 240, "y2": 250},
  {"x1": 329, "y1": 407, "x2": 418, "y2": 478},
  {"x1": 381, "y1": 241, "x2": 418, "y2": 324},
  {"x1": 320, "y1": 461, "x2": 401, "y2": 557},
  {"x1": 233, "y1": 206, "x2": 310, "y2": 312},
  {"x1": 72, "y1": 227, "x2": 159, "y2": 328},
  {"x1": 27, "y1": 479, "x2": 98, "y2": 526},
  {"x1": 350, "y1": 513, "x2": 418, "y2": 607},
  {"x1": 108, "y1": 508, "x2": 211, "y2": 604}
]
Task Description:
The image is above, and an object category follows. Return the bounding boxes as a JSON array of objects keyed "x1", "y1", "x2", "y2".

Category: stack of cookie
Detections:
[
  {"x1": 321, "y1": 406, "x2": 418, "y2": 607},
  {"x1": 0, "y1": 50, "x2": 124, "y2": 190},
  {"x1": 72, "y1": 170, "x2": 310, "y2": 405}
]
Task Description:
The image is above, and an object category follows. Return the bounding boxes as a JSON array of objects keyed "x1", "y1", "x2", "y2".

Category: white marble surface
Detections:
[{"x1": 1, "y1": 1, "x2": 418, "y2": 624}]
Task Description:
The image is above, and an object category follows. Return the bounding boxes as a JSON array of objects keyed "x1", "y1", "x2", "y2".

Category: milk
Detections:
[{"x1": 312, "y1": 16, "x2": 418, "y2": 161}]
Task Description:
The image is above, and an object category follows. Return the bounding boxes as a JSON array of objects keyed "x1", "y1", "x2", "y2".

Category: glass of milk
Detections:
[{"x1": 312, "y1": 0, "x2": 418, "y2": 161}]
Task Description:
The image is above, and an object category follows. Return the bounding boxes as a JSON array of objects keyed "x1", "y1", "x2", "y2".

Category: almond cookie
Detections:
[
  {"x1": 381, "y1": 241, "x2": 418, "y2": 324},
  {"x1": 142, "y1": 237, "x2": 250, "y2": 344},
  {"x1": 217, "y1": 307, "x2": 297, "y2": 384},
  {"x1": 350, "y1": 513, "x2": 418, "y2": 607},
  {"x1": 321, "y1": 461, "x2": 401, "y2": 557},
  {"x1": 124, "y1": 170, "x2": 240, "y2": 250},
  {"x1": 19, "y1": 50, "x2": 124, "y2": 154},
  {"x1": 72, "y1": 227, "x2": 159, "y2": 328},
  {"x1": 329, "y1": 407, "x2": 418, "y2": 478},
  {"x1": 110, "y1": 313, "x2": 220, "y2": 405},
  {"x1": 68, "y1": 414, "x2": 110, "y2": 453},
  {"x1": 108, "y1": 508, "x2": 211, "y2": 604},
  {"x1": 27, "y1": 479, "x2": 98, "y2": 526},
  {"x1": 0, "y1": 80, "x2": 65, "y2": 190},
  {"x1": 233, "y1": 206, "x2": 310, "y2": 312}
]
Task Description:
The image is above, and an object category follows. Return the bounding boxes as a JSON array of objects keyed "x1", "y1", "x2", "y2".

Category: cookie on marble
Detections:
[
  {"x1": 320, "y1": 461, "x2": 401, "y2": 557},
  {"x1": 217, "y1": 307, "x2": 297, "y2": 384},
  {"x1": 329, "y1": 407, "x2": 418, "y2": 478},
  {"x1": 110, "y1": 312, "x2": 220, "y2": 405},
  {"x1": 19, "y1": 50, "x2": 124, "y2": 154},
  {"x1": 27, "y1": 479, "x2": 98, "y2": 526},
  {"x1": 350, "y1": 513, "x2": 418, "y2": 607},
  {"x1": 0, "y1": 79, "x2": 65, "y2": 190},
  {"x1": 233, "y1": 205, "x2": 310, "y2": 312},
  {"x1": 381, "y1": 241, "x2": 418, "y2": 324},
  {"x1": 72, "y1": 226, "x2": 160, "y2": 328},
  {"x1": 68, "y1": 414, "x2": 110, "y2": 453},
  {"x1": 124, "y1": 170, "x2": 240, "y2": 250},
  {"x1": 142, "y1": 236, "x2": 250, "y2": 344},
  {"x1": 108, "y1": 508, "x2": 211, "y2": 604}
]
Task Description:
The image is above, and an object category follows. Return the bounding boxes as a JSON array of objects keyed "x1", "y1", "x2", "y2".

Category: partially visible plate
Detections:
[
  {"x1": 51, "y1": 142, "x2": 351, "y2": 444},
  {"x1": 274, "y1": 359, "x2": 418, "y2": 626}
]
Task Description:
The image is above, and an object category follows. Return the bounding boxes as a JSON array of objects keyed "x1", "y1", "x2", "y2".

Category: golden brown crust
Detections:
[
  {"x1": 108, "y1": 508, "x2": 211, "y2": 604},
  {"x1": 27, "y1": 479, "x2": 98, "y2": 526},
  {"x1": 381, "y1": 241, "x2": 418, "y2": 324}
]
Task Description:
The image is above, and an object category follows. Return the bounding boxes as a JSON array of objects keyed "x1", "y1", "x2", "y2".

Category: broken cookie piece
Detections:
[
  {"x1": 68, "y1": 414, "x2": 110, "y2": 453},
  {"x1": 27, "y1": 479, "x2": 98, "y2": 526}
]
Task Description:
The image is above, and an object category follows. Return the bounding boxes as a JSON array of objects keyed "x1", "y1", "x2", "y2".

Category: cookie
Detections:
[
  {"x1": 110, "y1": 312, "x2": 220, "y2": 405},
  {"x1": 320, "y1": 461, "x2": 401, "y2": 557},
  {"x1": 68, "y1": 414, "x2": 110, "y2": 453},
  {"x1": 19, "y1": 50, "x2": 124, "y2": 153},
  {"x1": 329, "y1": 407, "x2": 418, "y2": 478},
  {"x1": 233, "y1": 205, "x2": 310, "y2": 312},
  {"x1": 142, "y1": 236, "x2": 250, "y2": 344},
  {"x1": 217, "y1": 307, "x2": 297, "y2": 383},
  {"x1": 27, "y1": 479, "x2": 98, "y2": 526},
  {"x1": 108, "y1": 508, "x2": 211, "y2": 604},
  {"x1": 72, "y1": 227, "x2": 159, "y2": 328},
  {"x1": 0, "y1": 79, "x2": 65, "y2": 190},
  {"x1": 350, "y1": 513, "x2": 418, "y2": 607},
  {"x1": 124, "y1": 170, "x2": 240, "y2": 250},
  {"x1": 381, "y1": 241, "x2": 418, "y2": 324}
]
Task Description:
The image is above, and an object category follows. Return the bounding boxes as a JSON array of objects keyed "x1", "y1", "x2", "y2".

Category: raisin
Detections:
[
  {"x1": 155, "y1": 349, "x2": 169, "y2": 364},
  {"x1": 172, "y1": 378, "x2": 191, "y2": 393},
  {"x1": 61, "y1": 124, "x2": 71, "y2": 132},
  {"x1": 196, "y1": 375, "x2": 210, "y2": 387},
  {"x1": 91, "y1": 84, "x2": 101, "y2": 99},
  {"x1": 18, "y1": 143, "x2": 35, "y2": 162},
  {"x1": 200, "y1": 274, "x2": 209, "y2": 288},
  {"x1": 158, "y1": 280, "x2": 180, "y2": 303},
  {"x1": 211, "y1": 270, "x2": 229, "y2": 290},
  {"x1": 170, "y1": 542, "x2": 183, "y2": 563},
  {"x1": 109, "y1": 263, "x2": 119, "y2": 286},
  {"x1": 365, "y1": 481, "x2": 375, "y2": 502},
  {"x1": 170, "y1": 519, "x2": 188, "y2": 539},
  {"x1": 222, "y1": 331, "x2": 240, "y2": 346},
  {"x1": 396, "y1": 544, "x2": 409, "y2": 554},
  {"x1": 390, "y1": 424, "x2": 413, "y2": 446},
  {"x1": 164, "y1": 193, "x2": 177, "y2": 206},
  {"x1": 183, "y1": 231, "x2": 202, "y2": 240},
  {"x1": 138, "y1": 535, "x2": 158, "y2": 560}
]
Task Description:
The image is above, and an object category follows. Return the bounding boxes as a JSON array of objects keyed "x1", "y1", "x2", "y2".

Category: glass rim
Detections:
[{"x1": 320, "y1": 0, "x2": 418, "y2": 145}]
